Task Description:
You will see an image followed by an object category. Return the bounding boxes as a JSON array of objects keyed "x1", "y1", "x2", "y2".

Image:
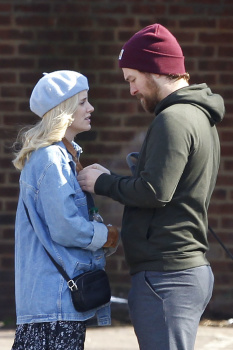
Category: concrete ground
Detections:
[{"x1": 1, "y1": 324, "x2": 233, "y2": 350}]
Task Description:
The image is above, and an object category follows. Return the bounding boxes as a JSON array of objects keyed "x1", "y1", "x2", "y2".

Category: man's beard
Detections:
[
  {"x1": 138, "y1": 94, "x2": 158, "y2": 113},
  {"x1": 137, "y1": 75, "x2": 161, "y2": 113}
]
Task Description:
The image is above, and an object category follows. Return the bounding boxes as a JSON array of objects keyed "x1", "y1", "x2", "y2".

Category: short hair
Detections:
[{"x1": 167, "y1": 72, "x2": 190, "y2": 83}]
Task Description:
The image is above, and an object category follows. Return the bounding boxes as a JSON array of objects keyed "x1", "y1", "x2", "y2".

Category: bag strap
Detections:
[
  {"x1": 21, "y1": 139, "x2": 98, "y2": 292},
  {"x1": 208, "y1": 226, "x2": 233, "y2": 260},
  {"x1": 62, "y1": 137, "x2": 83, "y2": 172},
  {"x1": 22, "y1": 201, "x2": 78, "y2": 291},
  {"x1": 62, "y1": 137, "x2": 95, "y2": 213}
]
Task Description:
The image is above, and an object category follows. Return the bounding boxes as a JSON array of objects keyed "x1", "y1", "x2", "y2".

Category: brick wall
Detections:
[{"x1": 0, "y1": 0, "x2": 233, "y2": 325}]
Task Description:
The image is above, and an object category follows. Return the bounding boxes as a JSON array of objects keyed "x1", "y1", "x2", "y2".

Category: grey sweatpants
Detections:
[{"x1": 128, "y1": 266, "x2": 214, "y2": 350}]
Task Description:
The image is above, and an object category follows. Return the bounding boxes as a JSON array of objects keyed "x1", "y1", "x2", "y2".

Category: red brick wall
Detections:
[{"x1": 0, "y1": 0, "x2": 233, "y2": 324}]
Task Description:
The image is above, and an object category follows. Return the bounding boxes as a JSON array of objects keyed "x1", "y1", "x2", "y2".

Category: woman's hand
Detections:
[{"x1": 103, "y1": 225, "x2": 119, "y2": 248}]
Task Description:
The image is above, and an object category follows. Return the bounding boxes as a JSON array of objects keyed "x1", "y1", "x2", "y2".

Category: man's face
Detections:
[{"x1": 122, "y1": 68, "x2": 161, "y2": 113}]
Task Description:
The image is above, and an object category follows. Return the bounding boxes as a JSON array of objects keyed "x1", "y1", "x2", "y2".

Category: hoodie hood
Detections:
[{"x1": 155, "y1": 83, "x2": 225, "y2": 126}]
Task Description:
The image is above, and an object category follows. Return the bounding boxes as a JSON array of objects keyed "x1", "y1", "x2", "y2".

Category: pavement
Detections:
[{"x1": 1, "y1": 324, "x2": 233, "y2": 350}]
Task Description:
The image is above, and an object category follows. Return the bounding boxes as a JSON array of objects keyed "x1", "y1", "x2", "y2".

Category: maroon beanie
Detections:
[{"x1": 119, "y1": 23, "x2": 185, "y2": 75}]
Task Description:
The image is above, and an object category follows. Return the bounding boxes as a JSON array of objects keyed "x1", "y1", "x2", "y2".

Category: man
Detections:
[{"x1": 78, "y1": 24, "x2": 225, "y2": 350}]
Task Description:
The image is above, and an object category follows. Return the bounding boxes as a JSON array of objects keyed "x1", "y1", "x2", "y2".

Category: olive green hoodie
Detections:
[{"x1": 95, "y1": 84, "x2": 225, "y2": 274}]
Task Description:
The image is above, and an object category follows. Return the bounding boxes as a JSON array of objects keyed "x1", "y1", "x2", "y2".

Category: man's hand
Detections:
[{"x1": 77, "y1": 164, "x2": 110, "y2": 193}]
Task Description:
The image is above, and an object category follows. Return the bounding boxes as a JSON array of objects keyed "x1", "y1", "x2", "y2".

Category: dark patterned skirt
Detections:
[{"x1": 11, "y1": 321, "x2": 86, "y2": 350}]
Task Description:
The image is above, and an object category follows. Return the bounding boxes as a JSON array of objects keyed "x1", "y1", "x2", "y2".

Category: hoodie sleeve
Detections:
[{"x1": 95, "y1": 110, "x2": 193, "y2": 208}]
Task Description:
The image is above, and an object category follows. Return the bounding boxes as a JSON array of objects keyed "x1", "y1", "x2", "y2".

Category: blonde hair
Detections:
[{"x1": 13, "y1": 93, "x2": 80, "y2": 170}]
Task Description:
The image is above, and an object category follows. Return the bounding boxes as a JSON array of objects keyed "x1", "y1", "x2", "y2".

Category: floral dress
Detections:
[{"x1": 11, "y1": 321, "x2": 86, "y2": 350}]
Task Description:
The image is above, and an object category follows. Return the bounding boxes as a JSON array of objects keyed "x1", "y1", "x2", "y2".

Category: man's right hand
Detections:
[{"x1": 77, "y1": 164, "x2": 110, "y2": 193}]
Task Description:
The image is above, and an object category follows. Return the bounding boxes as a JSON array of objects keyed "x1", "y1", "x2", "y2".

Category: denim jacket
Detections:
[{"x1": 14, "y1": 141, "x2": 111, "y2": 326}]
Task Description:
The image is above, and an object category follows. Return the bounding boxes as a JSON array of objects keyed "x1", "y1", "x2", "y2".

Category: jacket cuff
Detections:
[
  {"x1": 94, "y1": 173, "x2": 116, "y2": 196},
  {"x1": 84, "y1": 221, "x2": 108, "y2": 251}
]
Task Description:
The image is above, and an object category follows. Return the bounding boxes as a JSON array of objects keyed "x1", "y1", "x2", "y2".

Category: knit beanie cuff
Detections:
[{"x1": 119, "y1": 49, "x2": 185, "y2": 75}]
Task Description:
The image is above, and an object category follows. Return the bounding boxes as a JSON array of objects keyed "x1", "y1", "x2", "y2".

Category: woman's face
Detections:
[{"x1": 67, "y1": 90, "x2": 94, "y2": 137}]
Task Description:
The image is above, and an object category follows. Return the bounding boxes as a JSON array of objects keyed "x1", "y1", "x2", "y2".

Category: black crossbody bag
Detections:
[{"x1": 23, "y1": 202, "x2": 111, "y2": 312}]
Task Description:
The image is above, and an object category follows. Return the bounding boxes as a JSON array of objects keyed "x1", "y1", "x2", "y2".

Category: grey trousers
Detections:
[{"x1": 128, "y1": 265, "x2": 214, "y2": 350}]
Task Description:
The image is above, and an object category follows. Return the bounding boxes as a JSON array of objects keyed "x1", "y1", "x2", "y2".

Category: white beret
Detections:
[{"x1": 30, "y1": 70, "x2": 89, "y2": 117}]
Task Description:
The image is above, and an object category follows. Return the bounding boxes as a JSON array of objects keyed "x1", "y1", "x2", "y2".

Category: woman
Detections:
[{"x1": 12, "y1": 70, "x2": 118, "y2": 350}]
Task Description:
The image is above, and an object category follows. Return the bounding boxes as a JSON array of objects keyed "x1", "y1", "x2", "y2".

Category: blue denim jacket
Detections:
[{"x1": 14, "y1": 141, "x2": 111, "y2": 326}]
